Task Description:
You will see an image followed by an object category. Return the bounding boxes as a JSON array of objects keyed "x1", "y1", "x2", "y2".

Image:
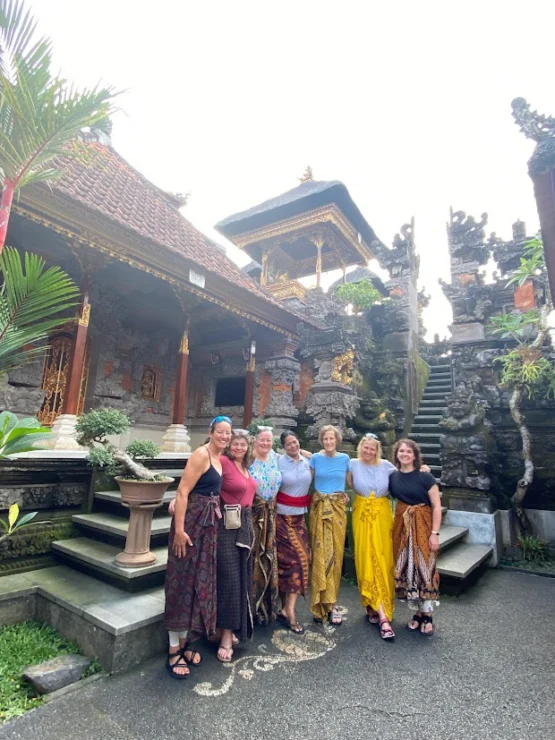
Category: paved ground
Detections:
[{"x1": 1, "y1": 569, "x2": 554, "y2": 740}]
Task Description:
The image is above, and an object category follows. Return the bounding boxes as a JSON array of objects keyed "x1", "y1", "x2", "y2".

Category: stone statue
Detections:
[{"x1": 439, "y1": 385, "x2": 493, "y2": 491}]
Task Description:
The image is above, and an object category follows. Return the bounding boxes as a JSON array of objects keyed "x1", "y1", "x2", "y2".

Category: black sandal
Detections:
[
  {"x1": 166, "y1": 649, "x2": 189, "y2": 680},
  {"x1": 420, "y1": 614, "x2": 434, "y2": 637},
  {"x1": 379, "y1": 618, "x2": 395, "y2": 641},
  {"x1": 406, "y1": 613, "x2": 423, "y2": 633},
  {"x1": 182, "y1": 643, "x2": 202, "y2": 666}
]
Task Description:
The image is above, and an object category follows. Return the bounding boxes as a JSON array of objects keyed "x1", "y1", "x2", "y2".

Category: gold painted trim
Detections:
[
  {"x1": 230, "y1": 204, "x2": 373, "y2": 263},
  {"x1": 266, "y1": 280, "x2": 308, "y2": 302},
  {"x1": 78, "y1": 303, "x2": 91, "y2": 327},
  {"x1": 12, "y1": 201, "x2": 297, "y2": 341},
  {"x1": 180, "y1": 330, "x2": 190, "y2": 354}
]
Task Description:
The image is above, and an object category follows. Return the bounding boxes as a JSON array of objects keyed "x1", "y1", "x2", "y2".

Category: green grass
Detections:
[{"x1": 0, "y1": 622, "x2": 85, "y2": 722}]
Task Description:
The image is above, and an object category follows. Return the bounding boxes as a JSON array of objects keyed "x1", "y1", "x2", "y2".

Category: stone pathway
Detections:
[{"x1": 1, "y1": 570, "x2": 554, "y2": 740}]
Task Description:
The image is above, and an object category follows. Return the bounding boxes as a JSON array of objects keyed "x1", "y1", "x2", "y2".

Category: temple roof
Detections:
[
  {"x1": 39, "y1": 143, "x2": 317, "y2": 330},
  {"x1": 215, "y1": 179, "x2": 377, "y2": 247}
]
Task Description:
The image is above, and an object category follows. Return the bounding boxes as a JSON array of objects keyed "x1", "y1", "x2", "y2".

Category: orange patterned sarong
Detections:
[{"x1": 392, "y1": 502, "x2": 440, "y2": 603}]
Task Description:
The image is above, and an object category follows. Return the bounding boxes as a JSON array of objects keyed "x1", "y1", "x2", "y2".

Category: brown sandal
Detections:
[{"x1": 379, "y1": 618, "x2": 395, "y2": 641}]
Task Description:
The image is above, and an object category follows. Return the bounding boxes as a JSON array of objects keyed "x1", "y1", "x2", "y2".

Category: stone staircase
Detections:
[
  {"x1": 410, "y1": 364, "x2": 493, "y2": 585},
  {"x1": 52, "y1": 466, "x2": 183, "y2": 592}
]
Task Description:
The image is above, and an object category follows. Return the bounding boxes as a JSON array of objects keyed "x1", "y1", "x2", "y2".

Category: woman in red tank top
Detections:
[{"x1": 215, "y1": 429, "x2": 257, "y2": 662}]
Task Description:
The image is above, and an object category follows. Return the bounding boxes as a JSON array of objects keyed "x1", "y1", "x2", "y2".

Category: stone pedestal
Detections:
[
  {"x1": 161, "y1": 424, "x2": 191, "y2": 453},
  {"x1": 47, "y1": 414, "x2": 83, "y2": 451},
  {"x1": 115, "y1": 503, "x2": 159, "y2": 567},
  {"x1": 305, "y1": 382, "x2": 359, "y2": 441}
]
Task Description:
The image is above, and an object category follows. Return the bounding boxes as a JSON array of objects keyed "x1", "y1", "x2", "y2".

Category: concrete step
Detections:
[
  {"x1": 438, "y1": 525, "x2": 468, "y2": 552},
  {"x1": 52, "y1": 538, "x2": 168, "y2": 592},
  {"x1": 414, "y1": 415, "x2": 443, "y2": 424},
  {"x1": 437, "y1": 543, "x2": 493, "y2": 579},
  {"x1": 417, "y1": 406, "x2": 447, "y2": 415},
  {"x1": 421, "y1": 453, "x2": 441, "y2": 463},
  {"x1": 72, "y1": 512, "x2": 172, "y2": 540},
  {"x1": 424, "y1": 386, "x2": 452, "y2": 394},
  {"x1": 427, "y1": 378, "x2": 452, "y2": 386},
  {"x1": 422, "y1": 392, "x2": 451, "y2": 399},
  {"x1": 418, "y1": 443, "x2": 441, "y2": 451},
  {"x1": 410, "y1": 433, "x2": 442, "y2": 442},
  {"x1": 419, "y1": 399, "x2": 449, "y2": 407},
  {"x1": 430, "y1": 465, "x2": 442, "y2": 474},
  {"x1": 411, "y1": 423, "x2": 442, "y2": 430}
]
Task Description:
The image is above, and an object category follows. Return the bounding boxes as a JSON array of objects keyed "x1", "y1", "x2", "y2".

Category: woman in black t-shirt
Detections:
[{"x1": 389, "y1": 439, "x2": 442, "y2": 636}]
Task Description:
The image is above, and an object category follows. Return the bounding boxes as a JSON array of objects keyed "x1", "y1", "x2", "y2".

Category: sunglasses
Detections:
[
  {"x1": 232, "y1": 429, "x2": 250, "y2": 438},
  {"x1": 363, "y1": 432, "x2": 378, "y2": 440},
  {"x1": 257, "y1": 425, "x2": 273, "y2": 432},
  {"x1": 211, "y1": 415, "x2": 232, "y2": 425}
]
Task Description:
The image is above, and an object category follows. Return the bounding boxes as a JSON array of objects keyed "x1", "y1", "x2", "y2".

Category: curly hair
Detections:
[
  {"x1": 223, "y1": 430, "x2": 253, "y2": 471},
  {"x1": 392, "y1": 438, "x2": 423, "y2": 470}
]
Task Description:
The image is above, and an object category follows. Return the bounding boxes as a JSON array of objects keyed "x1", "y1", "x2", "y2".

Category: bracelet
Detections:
[{"x1": 431, "y1": 530, "x2": 440, "y2": 536}]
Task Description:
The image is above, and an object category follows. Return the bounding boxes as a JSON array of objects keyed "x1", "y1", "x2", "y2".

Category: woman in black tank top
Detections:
[{"x1": 164, "y1": 416, "x2": 232, "y2": 679}]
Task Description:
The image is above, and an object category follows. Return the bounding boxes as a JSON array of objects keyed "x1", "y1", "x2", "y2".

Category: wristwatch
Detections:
[{"x1": 431, "y1": 530, "x2": 440, "y2": 536}]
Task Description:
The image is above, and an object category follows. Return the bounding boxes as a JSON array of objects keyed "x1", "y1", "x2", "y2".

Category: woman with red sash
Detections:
[{"x1": 275, "y1": 431, "x2": 312, "y2": 635}]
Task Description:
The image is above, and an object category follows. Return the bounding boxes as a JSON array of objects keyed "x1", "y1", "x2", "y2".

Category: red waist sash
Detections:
[{"x1": 276, "y1": 491, "x2": 311, "y2": 508}]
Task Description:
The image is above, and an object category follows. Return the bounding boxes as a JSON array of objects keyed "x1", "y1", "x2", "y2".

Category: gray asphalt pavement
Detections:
[{"x1": 1, "y1": 569, "x2": 553, "y2": 740}]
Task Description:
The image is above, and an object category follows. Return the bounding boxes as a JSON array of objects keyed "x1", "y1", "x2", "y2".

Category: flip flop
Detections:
[
  {"x1": 288, "y1": 622, "x2": 305, "y2": 635},
  {"x1": 329, "y1": 611, "x2": 343, "y2": 626},
  {"x1": 217, "y1": 645, "x2": 234, "y2": 663},
  {"x1": 406, "y1": 613, "x2": 423, "y2": 633}
]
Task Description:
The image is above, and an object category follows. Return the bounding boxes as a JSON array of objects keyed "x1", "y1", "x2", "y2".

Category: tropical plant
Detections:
[
  {"x1": 335, "y1": 279, "x2": 383, "y2": 313},
  {"x1": 0, "y1": 502, "x2": 37, "y2": 543},
  {"x1": 0, "y1": 247, "x2": 79, "y2": 376},
  {"x1": 489, "y1": 235, "x2": 555, "y2": 533},
  {"x1": 516, "y1": 534, "x2": 550, "y2": 563},
  {"x1": 0, "y1": 0, "x2": 118, "y2": 251},
  {"x1": 0, "y1": 410, "x2": 52, "y2": 456},
  {"x1": 76, "y1": 408, "x2": 163, "y2": 481}
]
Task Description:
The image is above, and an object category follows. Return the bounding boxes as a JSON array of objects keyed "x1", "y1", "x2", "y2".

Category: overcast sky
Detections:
[{"x1": 28, "y1": 0, "x2": 555, "y2": 338}]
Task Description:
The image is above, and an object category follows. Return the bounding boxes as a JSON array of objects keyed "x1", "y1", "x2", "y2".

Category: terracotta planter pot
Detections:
[{"x1": 114, "y1": 476, "x2": 174, "y2": 568}]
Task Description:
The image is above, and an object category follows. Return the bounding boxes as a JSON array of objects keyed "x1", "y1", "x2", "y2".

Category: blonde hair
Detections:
[
  {"x1": 318, "y1": 425, "x2": 343, "y2": 445},
  {"x1": 357, "y1": 436, "x2": 383, "y2": 464}
]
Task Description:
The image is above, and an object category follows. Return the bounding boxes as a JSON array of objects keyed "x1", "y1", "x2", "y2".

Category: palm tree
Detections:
[
  {"x1": 0, "y1": 246, "x2": 79, "y2": 376},
  {"x1": 0, "y1": 0, "x2": 118, "y2": 251}
]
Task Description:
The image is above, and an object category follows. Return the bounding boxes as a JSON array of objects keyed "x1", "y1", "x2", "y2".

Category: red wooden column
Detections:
[
  {"x1": 172, "y1": 329, "x2": 190, "y2": 425},
  {"x1": 242, "y1": 341, "x2": 256, "y2": 427},
  {"x1": 161, "y1": 327, "x2": 192, "y2": 453},
  {"x1": 63, "y1": 280, "x2": 91, "y2": 415}
]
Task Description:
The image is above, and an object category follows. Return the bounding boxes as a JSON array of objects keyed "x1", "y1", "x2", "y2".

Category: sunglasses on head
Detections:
[
  {"x1": 232, "y1": 429, "x2": 250, "y2": 437},
  {"x1": 257, "y1": 425, "x2": 273, "y2": 432},
  {"x1": 211, "y1": 415, "x2": 232, "y2": 426},
  {"x1": 363, "y1": 432, "x2": 378, "y2": 440}
]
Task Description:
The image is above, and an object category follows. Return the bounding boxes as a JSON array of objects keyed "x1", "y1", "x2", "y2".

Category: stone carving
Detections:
[
  {"x1": 439, "y1": 385, "x2": 493, "y2": 491},
  {"x1": 331, "y1": 349, "x2": 354, "y2": 385},
  {"x1": 512, "y1": 97, "x2": 555, "y2": 175},
  {"x1": 305, "y1": 386, "x2": 359, "y2": 442},
  {"x1": 264, "y1": 357, "x2": 300, "y2": 423}
]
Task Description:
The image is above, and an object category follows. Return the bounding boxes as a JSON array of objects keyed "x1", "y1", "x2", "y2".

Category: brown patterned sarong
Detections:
[
  {"x1": 276, "y1": 513, "x2": 310, "y2": 596},
  {"x1": 217, "y1": 507, "x2": 254, "y2": 641},
  {"x1": 309, "y1": 492, "x2": 347, "y2": 621},
  {"x1": 392, "y1": 502, "x2": 440, "y2": 603},
  {"x1": 164, "y1": 493, "x2": 220, "y2": 636},
  {"x1": 252, "y1": 495, "x2": 279, "y2": 624}
]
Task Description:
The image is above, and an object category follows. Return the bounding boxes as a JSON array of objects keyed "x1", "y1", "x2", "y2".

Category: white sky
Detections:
[{"x1": 28, "y1": 0, "x2": 555, "y2": 338}]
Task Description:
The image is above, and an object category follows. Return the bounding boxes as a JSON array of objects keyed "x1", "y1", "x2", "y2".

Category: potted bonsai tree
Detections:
[{"x1": 76, "y1": 409, "x2": 174, "y2": 567}]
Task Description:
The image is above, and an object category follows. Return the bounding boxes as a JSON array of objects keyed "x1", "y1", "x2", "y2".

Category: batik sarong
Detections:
[
  {"x1": 393, "y1": 502, "x2": 440, "y2": 606},
  {"x1": 352, "y1": 494, "x2": 395, "y2": 620},
  {"x1": 252, "y1": 495, "x2": 279, "y2": 624},
  {"x1": 276, "y1": 513, "x2": 310, "y2": 596},
  {"x1": 216, "y1": 507, "x2": 254, "y2": 642},
  {"x1": 164, "y1": 493, "x2": 220, "y2": 637},
  {"x1": 309, "y1": 492, "x2": 347, "y2": 621}
]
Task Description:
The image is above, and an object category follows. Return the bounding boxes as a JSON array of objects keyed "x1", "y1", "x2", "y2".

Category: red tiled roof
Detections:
[{"x1": 49, "y1": 143, "x2": 312, "y2": 324}]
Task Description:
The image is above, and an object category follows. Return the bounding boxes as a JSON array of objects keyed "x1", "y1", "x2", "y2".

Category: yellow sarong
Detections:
[
  {"x1": 309, "y1": 492, "x2": 346, "y2": 621},
  {"x1": 352, "y1": 494, "x2": 395, "y2": 621}
]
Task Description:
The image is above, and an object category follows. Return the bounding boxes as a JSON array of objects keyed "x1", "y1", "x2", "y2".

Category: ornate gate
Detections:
[{"x1": 38, "y1": 332, "x2": 90, "y2": 426}]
